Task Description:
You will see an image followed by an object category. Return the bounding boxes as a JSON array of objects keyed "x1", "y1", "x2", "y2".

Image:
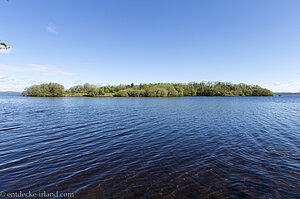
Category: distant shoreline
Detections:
[
  {"x1": 0, "y1": 92, "x2": 22, "y2": 95},
  {"x1": 4, "y1": 92, "x2": 299, "y2": 96},
  {"x1": 21, "y1": 82, "x2": 275, "y2": 97},
  {"x1": 3, "y1": 92, "x2": 300, "y2": 96},
  {"x1": 275, "y1": 92, "x2": 300, "y2": 95}
]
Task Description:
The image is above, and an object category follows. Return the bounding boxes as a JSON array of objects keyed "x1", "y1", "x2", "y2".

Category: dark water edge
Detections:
[{"x1": 0, "y1": 95, "x2": 299, "y2": 198}]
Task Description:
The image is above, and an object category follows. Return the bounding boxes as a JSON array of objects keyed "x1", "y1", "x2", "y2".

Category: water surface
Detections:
[{"x1": 0, "y1": 95, "x2": 299, "y2": 198}]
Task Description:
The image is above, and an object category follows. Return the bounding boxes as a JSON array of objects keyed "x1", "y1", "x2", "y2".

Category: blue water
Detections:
[{"x1": 0, "y1": 95, "x2": 299, "y2": 198}]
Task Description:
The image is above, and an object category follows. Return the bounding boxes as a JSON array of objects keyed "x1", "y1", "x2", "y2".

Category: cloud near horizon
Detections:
[
  {"x1": 0, "y1": 64, "x2": 74, "y2": 76},
  {"x1": 262, "y1": 81, "x2": 300, "y2": 92},
  {"x1": 0, "y1": 74, "x2": 8, "y2": 82},
  {"x1": 94, "y1": 81, "x2": 108, "y2": 87}
]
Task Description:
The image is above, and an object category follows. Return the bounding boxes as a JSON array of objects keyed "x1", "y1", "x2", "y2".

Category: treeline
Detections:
[
  {"x1": 22, "y1": 82, "x2": 274, "y2": 97},
  {"x1": 22, "y1": 83, "x2": 65, "y2": 97}
]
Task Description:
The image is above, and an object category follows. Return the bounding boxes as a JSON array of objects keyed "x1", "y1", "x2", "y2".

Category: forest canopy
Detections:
[
  {"x1": 22, "y1": 82, "x2": 274, "y2": 97},
  {"x1": 22, "y1": 83, "x2": 65, "y2": 97}
]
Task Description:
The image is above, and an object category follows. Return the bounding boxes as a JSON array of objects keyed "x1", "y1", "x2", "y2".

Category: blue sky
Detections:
[{"x1": 1, "y1": 0, "x2": 300, "y2": 92}]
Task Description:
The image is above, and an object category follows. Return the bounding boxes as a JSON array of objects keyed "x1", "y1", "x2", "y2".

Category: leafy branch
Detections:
[{"x1": 0, "y1": 42, "x2": 9, "y2": 49}]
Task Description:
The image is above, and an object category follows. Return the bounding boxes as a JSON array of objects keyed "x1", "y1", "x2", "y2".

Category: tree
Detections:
[
  {"x1": 86, "y1": 88, "x2": 96, "y2": 96},
  {"x1": 22, "y1": 83, "x2": 65, "y2": 97},
  {"x1": 83, "y1": 83, "x2": 92, "y2": 91},
  {"x1": 114, "y1": 90, "x2": 129, "y2": 97}
]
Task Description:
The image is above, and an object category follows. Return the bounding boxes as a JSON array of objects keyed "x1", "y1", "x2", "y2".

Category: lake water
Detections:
[{"x1": 0, "y1": 95, "x2": 299, "y2": 198}]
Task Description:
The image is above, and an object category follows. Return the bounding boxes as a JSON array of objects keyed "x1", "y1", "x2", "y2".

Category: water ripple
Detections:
[{"x1": 0, "y1": 95, "x2": 299, "y2": 198}]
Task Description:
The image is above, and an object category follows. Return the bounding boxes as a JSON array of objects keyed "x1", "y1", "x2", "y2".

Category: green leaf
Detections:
[{"x1": 0, "y1": 42, "x2": 9, "y2": 49}]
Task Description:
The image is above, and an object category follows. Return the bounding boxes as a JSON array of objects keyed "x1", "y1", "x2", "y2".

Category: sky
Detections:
[{"x1": 1, "y1": 0, "x2": 300, "y2": 92}]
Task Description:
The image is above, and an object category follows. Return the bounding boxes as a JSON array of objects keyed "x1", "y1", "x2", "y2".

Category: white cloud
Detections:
[
  {"x1": 0, "y1": 64, "x2": 74, "y2": 75},
  {"x1": 262, "y1": 81, "x2": 300, "y2": 92},
  {"x1": 27, "y1": 80, "x2": 47, "y2": 85},
  {"x1": 0, "y1": 77, "x2": 24, "y2": 91},
  {"x1": 90, "y1": 81, "x2": 108, "y2": 87},
  {"x1": 46, "y1": 24, "x2": 57, "y2": 33},
  {"x1": 0, "y1": 48, "x2": 13, "y2": 54},
  {"x1": 0, "y1": 74, "x2": 8, "y2": 82},
  {"x1": 95, "y1": 81, "x2": 108, "y2": 87},
  {"x1": 72, "y1": 80, "x2": 82, "y2": 85}
]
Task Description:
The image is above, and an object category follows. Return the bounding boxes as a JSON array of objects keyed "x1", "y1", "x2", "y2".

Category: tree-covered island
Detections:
[{"x1": 21, "y1": 82, "x2": 274, "y2": 97}]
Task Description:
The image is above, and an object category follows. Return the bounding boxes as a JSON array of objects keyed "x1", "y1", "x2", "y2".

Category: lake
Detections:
[{"x1": 0, "y1": 95, "x2": 299, "y2": 198}]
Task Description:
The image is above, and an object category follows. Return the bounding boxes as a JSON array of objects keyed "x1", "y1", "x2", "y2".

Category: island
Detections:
[{"x1": 21, "y1": 82, "x2": 274, "y2": 97}]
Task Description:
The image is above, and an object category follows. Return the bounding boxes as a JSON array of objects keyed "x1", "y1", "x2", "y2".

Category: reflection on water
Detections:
[{"x1": 0, "y1": 95, "x2": 299, "y2": 198}]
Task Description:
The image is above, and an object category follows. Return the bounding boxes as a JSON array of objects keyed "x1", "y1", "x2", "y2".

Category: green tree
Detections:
[
  {"x1": 114, "y1": 90, "x2": 129, "y2": 97},
  {"x1": 22, "y1": 83, "x2": 65, "y2": 97},
  {"x1": 87, "y1": 87, "x2": 98, "y2": 97}
]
